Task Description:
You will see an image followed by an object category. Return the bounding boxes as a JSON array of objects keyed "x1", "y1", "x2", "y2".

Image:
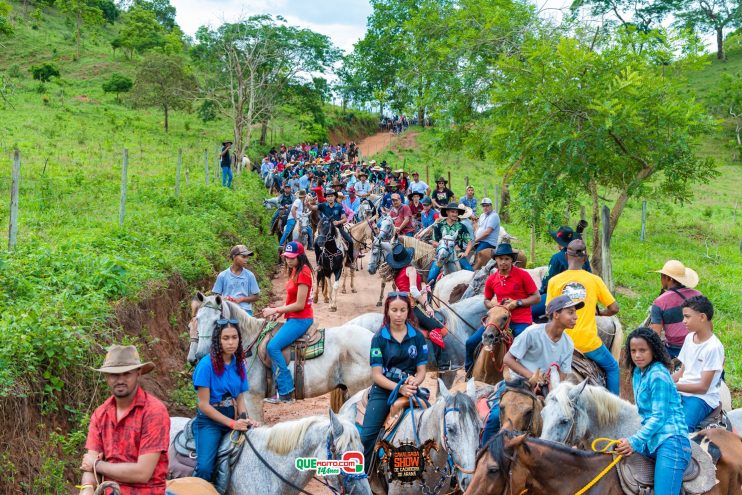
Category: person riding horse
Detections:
[
  {"x1": 310, "y1": 188, "x2": 354, "y2": 261},
  {"x1": 427, "y1": 203, "x2": 473, "y2": 284},
  {"x1": 270, "y1": 183, "x2": 295, "y2": 233}
]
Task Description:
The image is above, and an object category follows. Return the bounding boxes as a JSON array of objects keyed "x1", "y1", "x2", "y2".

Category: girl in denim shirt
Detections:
[{"x1": 615, "y1": 327, "x2": 691, "y2": 495}]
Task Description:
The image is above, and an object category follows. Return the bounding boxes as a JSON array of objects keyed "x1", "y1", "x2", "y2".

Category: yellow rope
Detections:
[{"x1": 573, "y1": 438, "x2": 623, "y2": 495}]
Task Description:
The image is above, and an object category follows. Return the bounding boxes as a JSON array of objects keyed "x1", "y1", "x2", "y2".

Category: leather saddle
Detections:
[
  {"x1": 616, "y1": 440, "x2": 717, "y2": 495},
  {"x1": 571, "y1": 350, "x2": 607, "y2": 388},
  {"x1": 354, "y1": 386, "x2": 431, "y2": 439},
  {"x1": 168, "y1": 418, "x2": 245, "y2": 495},
  {"x1": 256, "y1": 322, "x2": 325, "y2": 400}
]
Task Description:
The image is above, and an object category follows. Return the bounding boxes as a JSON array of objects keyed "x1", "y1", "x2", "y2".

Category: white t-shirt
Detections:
[
  {"x1": 290, "y1": 198, "x2": 303, "y2": 220},
  {"x1": 677, "y1": 332, "x2": 724, "y2": 408},
  {"x1": 507, "y1": 323, "x2": 574, "y2": 380}
]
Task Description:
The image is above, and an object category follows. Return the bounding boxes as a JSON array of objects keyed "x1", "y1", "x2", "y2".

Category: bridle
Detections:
[
  {"x1": 478, "y1": 305, "x2": 513, "y2": 371},
  {"x1": 500, "y1": 385, "x2": 544, "y2": 435},
  {"x1": 440, "y1": 407, "x2": 476, "y2": 476}
]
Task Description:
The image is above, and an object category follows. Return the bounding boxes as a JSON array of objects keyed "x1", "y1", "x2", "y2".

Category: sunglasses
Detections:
[
  {"x1": 216, "y1": 318, "x2": 239, "y2": 327},
  {"x1": 388, "y1": 291, "x2": 410, "y2": 298}
]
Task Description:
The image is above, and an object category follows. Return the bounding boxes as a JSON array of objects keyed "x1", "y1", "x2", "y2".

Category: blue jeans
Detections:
[
  {"x1": 464, "y1": 322, "x2": 530, "y2": 371},
  {"x1": 221, "y1": 166, "x2": 233, "y2": 187},
  {"x1": 193, "y1": 406, "x2": 234, "y2": 481},
  {"x1": 481, "y1": 381, "x2": 506, "y2": 447},
  {"x1": 427, "y1": 257, "x2": 473, "y2": 283},
  {"x1": 665, "y1": 343, "x2": 682, "y2": 359},
  {"x1": 475, "y1": 241, "x2": 497, "y2": 253},
  {"x1": 266, "y1": 318, "x2": 313, "y2": 395},
  {"x1": 279, "y1": 218, "x2": 296, "y2": 246},
  {"x1": 636, "y1": 435, "x2": 691, "y2": 495},
  {"x1": 680, "y1": 395, "x2": 714, "y2": 431},
  {"x1": 584, "y1": 344, "x2": 620, "y2": 395},
  {"x1": 531, "y1": 293, "x2": 547, "y2": 321},
  {"x1": 360, "y1": 384, "x2": 392, "y2": 473}
]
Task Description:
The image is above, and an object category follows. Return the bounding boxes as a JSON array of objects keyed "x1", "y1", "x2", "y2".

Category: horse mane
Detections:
[
  {"x1": 217, "y1": 297, "x2": 264, "y2": 339},
  {"x1": 482, "y1": 430, "x2": 604, "y2": 467},
  {"x1": 448, "y1": 390, "x2": 480, "y2": 427},
  {"x1": 505, "y1": 376, "x2": 531, "y2": 392},
  {"x1": 398, "y1": 236, "x2": 435, "y2": 268},
  {"x1": 264, "y1": 415, "x2": 357, "y2": 456},
  {"x1": 552, "y1": 382, "x2": 628, "y2": 428}
]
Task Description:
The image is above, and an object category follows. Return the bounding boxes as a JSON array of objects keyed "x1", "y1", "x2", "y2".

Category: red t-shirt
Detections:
[
  {"x1": 484, "y1": 266, "x2": 538, "y2": 324},
  {"x1": 394, "y1": 267, "x2": 422, "y2": 293},
  {"x1": 85, "y1": 387, "x2": 169, "y2": 495},
  {"x1": 390, "y1": 204, "x2": 415, "y2": 234},
  {"x1": 285, "y1": 264, "x2": 314, "y2": 319},
  {"x1": 409, "y1": 202, "x2": 424, "y2": 221},
  {"x1": 311, "y1": 186, "x2": 325, "y2": 203}
]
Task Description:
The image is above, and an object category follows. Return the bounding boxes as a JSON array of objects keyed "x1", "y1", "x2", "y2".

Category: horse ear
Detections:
[
  {"x1": 529, "y1": 369, "x2": 542, "y2": 386},
  {"x1": 328, "y1": 409, "x2": 344, "y2": 439},
  {"x1": 215, "y1": 294, "x2": 223, "y2": 307},
  {"x1": 568, "y1": 379, "x2": 588, "y2": 403},
  {"x1": 438, "y1": 379, "x2": 451, "y2": 399},
  {"x1": 197, "y1": 291, "x2": 206, "y2": 302},
  {"x1": 507, "y1": 433, "x2": 528, "y2": 447},
  {"x1": 466, "y1": 378, "x2": 477, "y2": 400}
]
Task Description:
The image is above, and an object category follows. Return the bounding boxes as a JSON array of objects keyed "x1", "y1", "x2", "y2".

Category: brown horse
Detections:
[
  {"x1": 470, "y1": 305, "x2": 511, "y2": 384},
  {"x1": 498, "y1": 372, "x2": 549, "y2": 436},
  {"x1": 693, "y1": 428, "x2": 742, "y2": 495}
]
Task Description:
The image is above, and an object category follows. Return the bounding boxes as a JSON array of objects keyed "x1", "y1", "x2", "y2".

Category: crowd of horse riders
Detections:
[{"x1": 74, "y1": 140, "x2": 739, "y2": 495}]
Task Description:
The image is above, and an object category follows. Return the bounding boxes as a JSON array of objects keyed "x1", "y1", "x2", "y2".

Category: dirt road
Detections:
[{"x1": 357, "y1": 130, "x2": 418, "y2": 158}]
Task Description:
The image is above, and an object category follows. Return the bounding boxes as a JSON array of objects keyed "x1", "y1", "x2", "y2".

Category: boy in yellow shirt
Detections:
[{"x1": 546, "y1": 240, "x2": 620, "y2": 394}]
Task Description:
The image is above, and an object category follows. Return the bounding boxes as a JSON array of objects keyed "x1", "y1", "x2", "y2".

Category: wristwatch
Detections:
[{"x1": 516, "y1": 300, "x2": 523, "y2": 307}]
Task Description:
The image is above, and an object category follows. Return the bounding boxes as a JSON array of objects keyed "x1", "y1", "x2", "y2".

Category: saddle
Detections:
[
  {"x1": 168, "y1": 418, "x2": 245, "y2": 495},
  {"x1": 571, "y1": 350, "x2": 606, "y2": 388},
  {"x1": 616, "y1": 440, "x2": 717, "y2": 495},
  {"x1": 354, "y1": 386, "x2": 431, "y2": 439},
  {"x1": 256, "y1": 322, "x2": 325, "y2": 400},
  {"x1": 696, "y1": 405, "x2": 734, "y2": 432}
]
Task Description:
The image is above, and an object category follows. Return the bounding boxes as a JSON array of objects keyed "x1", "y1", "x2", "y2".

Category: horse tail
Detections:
[{"x1": 330, "y1": 386, "x2": 347, "y2": 413}]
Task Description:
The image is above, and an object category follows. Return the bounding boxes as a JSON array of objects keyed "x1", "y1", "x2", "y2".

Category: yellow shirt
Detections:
[{"x1": 546, "y1": 269, "x2": 616, "y2": 353}]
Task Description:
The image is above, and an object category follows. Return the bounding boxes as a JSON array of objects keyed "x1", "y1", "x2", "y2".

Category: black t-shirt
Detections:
[
  {"x1": 432, "y1": 188, "x2": 454, "y2": 205},
  {"x1": 220, "y1": 146, "x2": 232, "y2": 167}
]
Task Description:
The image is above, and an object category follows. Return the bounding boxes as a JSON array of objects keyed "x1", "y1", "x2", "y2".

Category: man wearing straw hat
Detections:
[
  {"x1": 649, "y1": 260, "x2": 703, "y2": 358},
  {"x1": 79, "y1": 345, "x2": 170, "y2": 495}
]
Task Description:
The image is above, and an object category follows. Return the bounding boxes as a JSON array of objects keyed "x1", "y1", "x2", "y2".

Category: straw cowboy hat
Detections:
[
  {"x1": 369, "y1": 160, "x2": 377, "y2": 165},
  {"x1": 371, "y1": 166, "x2": 383, "y2": 172},
  {"x1": 92, "y1": 345, "x2": 155, "y2": 375},
  {"x1": 358, "y1": 170, "x2": 369, "y2": 178},
  {"x1": 457, "y1": 204, "x2": 473, "y2": 219},
  {"x1": 652, "y1": 260, "x2": 699, "y2": 288},
  {"x1": 393, "y1": 169, "x2": 404, "y2": 174}
]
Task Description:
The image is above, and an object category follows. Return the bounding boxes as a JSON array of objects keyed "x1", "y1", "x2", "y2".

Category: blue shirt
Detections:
[
  {"x1": 212, "y1": 267, "x2": 260, "y2": 313},
  {"x1": 193, "y1": 355, "x2": 249, "y2": 404},
  {"x1": 476, "y1": 210, "x2": 500, "y2": 247},
  {"x1": 628, "y1": 361, "x2": 688, "y2": 455},
  {"x1": 370, "y1": 324, "x2": 428, "y2": 376},
  {"x1": 355, "y1": 181, "x2": 372, "y2": 196},
  {"x1": 421, "y1": 209, "x2": 438, "y2": 229},
  {"x1": 342, "y1": 196, "x2": 361, "y2": 214},
  {"x1": 317, "y1": 202, "x2": 344, "y2": 222},
  {"x1": 299, "y1": 175, "x2": 311, "y2": 191},
  {"x1": 461, "y1": 196, "x2": 477, "y2": 215}
]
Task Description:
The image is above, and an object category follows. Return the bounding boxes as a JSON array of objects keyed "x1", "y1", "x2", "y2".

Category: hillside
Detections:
[{"x1": 0, "y1": 3, "x2": 377, "y2": 492}]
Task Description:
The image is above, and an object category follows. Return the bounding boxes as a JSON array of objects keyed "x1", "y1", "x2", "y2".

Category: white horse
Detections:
[
  {"x1": 341, "y1": 379, "x2": 480, "y2": 494},
  {"x1": 540, "y1": 380, "x2": 642, "y2": 448},
  {"x1": 170, "y1": 409, "x2": 372, "y2": 495},
  {"x1": 189, "y1": 294, "x2": 373, "y2": 420},
  {"x1": 433, "y1": 234, "x2": 459, "y2": 277}
]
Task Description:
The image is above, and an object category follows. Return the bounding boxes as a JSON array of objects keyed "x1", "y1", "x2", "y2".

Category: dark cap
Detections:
[
  {"x1": 566, "y1": 239, "x2": 587, "y2": 258},
  {"x1": 546, "y1": 295, "x2": 585, "y2": 314},
  {"x1": 230, "y1": 244, "x2": 254, "y2": 258}
]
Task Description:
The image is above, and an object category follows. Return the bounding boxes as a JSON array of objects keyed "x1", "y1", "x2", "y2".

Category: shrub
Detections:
[
  {"x1": 102, "y1": 73, "x2": 133, "y2": 102},
  {"x1": 30, "y1": 63, "x2": 60, "y2": 83},
  {"x1": 197, "y1": 99, "x2": 217, "y2": 123}
]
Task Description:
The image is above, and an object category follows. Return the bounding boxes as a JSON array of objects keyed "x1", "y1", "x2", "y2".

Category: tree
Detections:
[
  {"x1": 117, "y1": 6, "x2": 164, "y2": 57},
  {"x1": 31, "y1": 63, "x2": 60, "y2": 82},
  {"x1": 57, "y1": 0, "x2": 104, "y2": 59},
  {"x1": 194, "y1": 15, "x2": 340, "y2": 162},
  {"x1": 95, "y1": 0, "x2": 119, "y2": 23},
  {"x1": 0, "y1": 1, "x2": 13, "y2": 36},
  {"x1": 102, "y1": 72, "x2": 133, "y2": 101},
  {"x1": 471, "y1": 27, "x2": 715, "y2": 272},
  {"x1": 675, "y1": 0, "x2": 742, "y2": 59},
  {"x1": 132, "y1": 0, "x2": 176, "y2": 30},
  {"x1": 131, "y1": 54, "x2": 196, "y2": 131},
  {"x1": 709, "y1": 71, "x2": 742, "y2": 149}
]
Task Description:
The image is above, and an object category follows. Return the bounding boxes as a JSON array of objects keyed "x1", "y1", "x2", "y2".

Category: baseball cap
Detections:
[
  {"x1": 481, "y1": 197, "x2": 493, "y2": 205},
  {"x1": 230, "y1": 244, "x2": 254, "y2": 257},
  {"x1": 546, "y1": 295, "x2": 585, "y2": 314},
  {"x1": 282, "y1": 241, "x2": 305, "y2": 259}
]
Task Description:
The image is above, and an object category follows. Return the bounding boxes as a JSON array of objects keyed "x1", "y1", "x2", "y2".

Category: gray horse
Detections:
[
  {"x1": 189, "y1": 295, "x2": 374, "y2": 420},
  {"x1": 341, "y1": 379, "x2": 480, "y2": 494},
  {"x1": 170, "y1": 408, "x2": 371, "y2": 495}
]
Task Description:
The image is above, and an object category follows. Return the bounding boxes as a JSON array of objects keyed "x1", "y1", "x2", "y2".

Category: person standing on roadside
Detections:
[
  {"x1": 220, "y1": 140, "x2": 233, "y2": 188},
  {"x1": 79, "y1": 345, "x2": 170, "y2": 495},
  {"x1": 212, "y1": 245, "x2": 260, "y2": 316}
]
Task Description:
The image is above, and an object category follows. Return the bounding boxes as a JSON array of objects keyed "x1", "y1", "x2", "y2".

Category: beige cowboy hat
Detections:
[
  {"x1": 341, "y1": 170, "x2": 354, "y2": 177},
  {"x1": 393, "y1": 169, "x2": 404, "y2": 174},
  {"x1": 652, "y1": 260, "x2": 699, "y2": 288},
  {"x1": 457, "y1": 204, "x2": 473, "y2": 219},
  {"x1": 92, "y1": 345, "x2": 155, "y2": 375},
  {"x1": 371, "y1": 166, "x2": 383, "y2": 172},
  {"x1": 369, "y1": 160, "x2": 377, "y2": 165}
]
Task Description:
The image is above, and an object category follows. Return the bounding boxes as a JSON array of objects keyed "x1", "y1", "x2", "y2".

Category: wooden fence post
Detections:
[
  {"x1": 640, "y1": 200, "x2": 647, "y2": 241},
  {"x1": 494, "y1": 184, "x2": 500, "y2": 213},
  {"x1": 465, "y1": 176, "x2": 469, "y2": 187},
  {"x1": 214, "y1": 146, "x2": 220, "y2": 183},
  {"x1": 204, "y1": 149, "x2": 209, "y2": 185},
  {"x1": 580, "y1": 206, "x2": 586, "y2": 223},
  {"x1": 8, "y1": 149, "x2": 20, "y2": 250},
  {"x1": 601, "y1": 205, "x2": 614, "y2": 292},
  {"x1": 175, "y1": 148, "x2": 182, "y2": 197},
  {"x1": 447, "y1": 171, "x2": 451, "y2": 188},
  {"x1": 185, "y1": 154, "x2": 190, "y2": 186},
  {"x1": 119, "y1": 149, "x2": 128, "y2": 226},
  {"x1": 426, "y1": 165, "x2": 429, "y2": 185},
  {"x1": 530, "y1": 224, "x2": 536, "y2": 266}
]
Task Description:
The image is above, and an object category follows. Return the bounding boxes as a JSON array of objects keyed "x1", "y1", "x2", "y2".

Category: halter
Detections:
[
  {"x1": 500, "y1": 385, "x2": 543, "y2": 435},
  {"x1": 440, "y1": 407, "x2": 476, "y2": 476}
]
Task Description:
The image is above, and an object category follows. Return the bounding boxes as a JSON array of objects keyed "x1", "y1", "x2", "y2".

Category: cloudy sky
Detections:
[{"x1": 171, "y1": 0, "x2": 375, "y2": 53}]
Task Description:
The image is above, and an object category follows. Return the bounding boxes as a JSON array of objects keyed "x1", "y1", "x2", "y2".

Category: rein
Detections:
[
  {"x1": 428, "y1": 292, "x2": 479, "y2": 333},
  {"x1": 244, "y1": 433, "x2": 321, "y2": 495}
]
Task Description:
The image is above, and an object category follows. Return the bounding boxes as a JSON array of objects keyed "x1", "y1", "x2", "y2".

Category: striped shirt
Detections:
[{"x1": 628, "y1": 361, "x2": 688, "y2": 455}]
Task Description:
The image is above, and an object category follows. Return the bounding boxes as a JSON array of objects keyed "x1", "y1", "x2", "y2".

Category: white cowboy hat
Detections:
[
  {"x1": 457, "y1": 204, "x2": 473, "y2": 219},
  {"x1": 652, "y1": 260, "x2": 699, "y2": 289}
]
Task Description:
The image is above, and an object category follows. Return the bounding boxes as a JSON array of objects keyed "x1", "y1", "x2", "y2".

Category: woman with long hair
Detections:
[
  {"x1": 262, "y1": 241, "x2": 314, "y2": 404},
  {"x1": 360, "y1": 292, "x2": 428, "y2": 473},
  {"x1": 615, "y1": 327, "x2": 691, "y2": 495},
  {"x1": 192, "y1": 321, "x2": 259, "y2": 482}
]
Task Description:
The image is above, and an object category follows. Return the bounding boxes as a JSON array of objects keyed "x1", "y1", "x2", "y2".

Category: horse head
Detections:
[
  {"x1": 368, "y1": 237, "x2": 392, "y2": 275},
  {"x1": 462, "y1": 259, "x2": 496, "y2": 299},
  {"x1": 481, "y1": 304, "x2": 512, "y2": 351},
  {"x1": 467, "y1": 430, "x2": 528, "y2": 495},
  {"x1": 188, "y1": 292, "x2": 229, "y2": 365},
  {"x1": 315, "y1": 216, "x2": 335, "y2": 248},
  {"x1": 435, "y1": 235, "x2": 457, "y2": 267},
  {"x1": 316, "y1": 408, "x2": 372, "y2": 495},
  {"x1": 377, "y1": 214, "x2": 395, "y2": 242},
  {"x1": 437, "y1": 379, "x2": 480, "y2": 492},
  {"x1": 540, "y1": 380, "x2": 590, "y2": 445},
  {"x1": 499, "y1": 376, "x2": 544, "y2": 436}
]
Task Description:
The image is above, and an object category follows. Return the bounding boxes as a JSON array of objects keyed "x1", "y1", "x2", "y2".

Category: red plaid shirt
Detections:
[{"x1": 86, "y1": 386, "x2": 170, "y2": 495}]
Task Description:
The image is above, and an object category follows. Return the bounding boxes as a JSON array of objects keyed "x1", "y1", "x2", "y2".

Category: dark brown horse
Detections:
[{"x1": 471, "y1": 305, "x2": 511, "y2": 384}]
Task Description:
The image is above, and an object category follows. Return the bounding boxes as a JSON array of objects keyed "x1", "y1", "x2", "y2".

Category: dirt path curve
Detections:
[
  {"x1": 357, "y1": 130, "x2": 419, "y2": 158},
  {"x1": 261, "y1": 130, "x2": 430, "y2": 493}
]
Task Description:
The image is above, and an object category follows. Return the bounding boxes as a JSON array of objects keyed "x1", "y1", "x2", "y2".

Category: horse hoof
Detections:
[
  {"x1": 376, "y1": 302, "x2": 382, "y2": 307},
  {"x1": 341, "y1": 289, "x2": 347, "y2": 294},
  {"x1": 330, "y1": 307, "x2": 337, "y2": 312},
  {"x1": 324, "y1": 299, "x2": 330, "y2": 303},
  {"x1": 352, "y1": 289, "x2": 357, "y2": 293}
]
